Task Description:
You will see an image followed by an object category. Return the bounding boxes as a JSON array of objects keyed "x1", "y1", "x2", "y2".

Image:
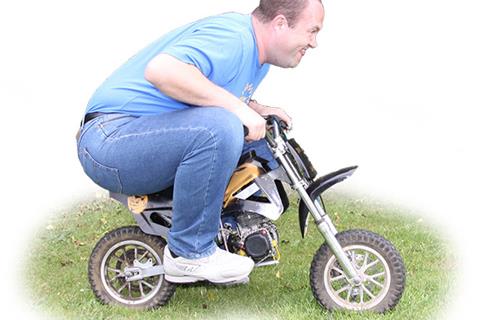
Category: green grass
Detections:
[{"x1": 24, "y1": 192, "x2": 454, "y2": 319}]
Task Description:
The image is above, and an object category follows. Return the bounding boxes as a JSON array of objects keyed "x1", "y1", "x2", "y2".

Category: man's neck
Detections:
[{"x1": 251, "y1": 15, "x2": 268, "y2": 65}]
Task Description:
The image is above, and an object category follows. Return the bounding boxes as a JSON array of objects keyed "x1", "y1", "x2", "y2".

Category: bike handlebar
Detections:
[{"x1": 265, "y1": 115, "x2": 289, "y2": 131}]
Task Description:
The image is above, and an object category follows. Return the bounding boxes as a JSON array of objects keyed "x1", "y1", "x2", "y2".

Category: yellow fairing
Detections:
[{"x1": 223, "y1": 163, "x2": 264, "y2": 207}]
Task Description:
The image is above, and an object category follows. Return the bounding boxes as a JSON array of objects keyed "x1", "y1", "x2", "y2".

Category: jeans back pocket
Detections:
[{"x1": 79, "y1": 147, "x2": 123, "y2": 193}]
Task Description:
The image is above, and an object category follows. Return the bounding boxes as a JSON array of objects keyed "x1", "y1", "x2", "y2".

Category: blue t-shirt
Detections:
[{"x1": 86, "y1": 13, "x2": 270, "y2": 115}]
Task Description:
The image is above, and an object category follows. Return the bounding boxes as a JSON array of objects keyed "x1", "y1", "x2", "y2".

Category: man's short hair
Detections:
[{"x1": 253, "y1": 0, "x2": 322, "y2": 27}]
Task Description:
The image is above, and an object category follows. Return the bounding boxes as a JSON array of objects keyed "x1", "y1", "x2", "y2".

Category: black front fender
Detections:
[{"x1": 298, "y1": 166, "x2": 358, "y2": 238}]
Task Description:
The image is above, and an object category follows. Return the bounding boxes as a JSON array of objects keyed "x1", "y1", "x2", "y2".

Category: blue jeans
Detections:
[{"x1": 77, "y1": 107, "x2": 276, "y2": 259}]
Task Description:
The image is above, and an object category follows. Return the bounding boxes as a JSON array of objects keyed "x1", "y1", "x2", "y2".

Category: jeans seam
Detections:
[
  {"x1": 97, "y1": 115, "x2": 138, "y2": 139},
  {"x1": 105, "y1": 126, "x2": 210, "y2": 141},
  {"x1": 193, "y1": 128, "x2": 217, "y2": 254}
]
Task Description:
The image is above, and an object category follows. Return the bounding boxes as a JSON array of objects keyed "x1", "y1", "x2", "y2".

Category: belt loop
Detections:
[
  {"x1": 78, "y1": 112, "x2": 90, "y2": 142},
  {"x1": 80, "y1": 113, "x2": 87, "y2": 129},
  {"x1": 77, "y1": 114, "x2": 86, "y2": 143}
]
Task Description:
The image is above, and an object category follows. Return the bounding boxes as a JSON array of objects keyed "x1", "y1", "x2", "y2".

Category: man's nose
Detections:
[{"x1": 309, "y1": 35, "x2": 318, "y2": 49}]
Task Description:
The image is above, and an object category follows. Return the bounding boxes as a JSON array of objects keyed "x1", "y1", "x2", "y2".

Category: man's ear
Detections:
[{"x1": 272, "y1": 14, "x2": 289, "y2": 31}]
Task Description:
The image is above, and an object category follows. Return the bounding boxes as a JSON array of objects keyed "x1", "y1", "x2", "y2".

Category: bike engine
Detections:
[{"x1": 218, "y1": 211, "x2": 280, "y2": 266}]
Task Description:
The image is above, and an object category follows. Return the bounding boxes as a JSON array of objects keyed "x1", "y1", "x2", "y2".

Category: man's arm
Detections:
[{"x1": 145, "y1": 53, "x2": 266, "y2": 141}]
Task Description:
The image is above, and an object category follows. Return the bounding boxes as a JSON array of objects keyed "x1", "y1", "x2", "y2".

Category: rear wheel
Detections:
[
  {"x1": 88, "y1": 226, "x2": 176, "y2": 309},
  {"x1": 310, "y1": 229, "x2": 405, "y2": 312}
]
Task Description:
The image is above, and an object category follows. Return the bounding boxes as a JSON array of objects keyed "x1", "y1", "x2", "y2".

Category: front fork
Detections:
[
  {"x1": 273, "y1": 142, "x2": 362, "y2": 285},
  {"x1": 302, "y1": 191, "x2": 361, "y2": 285}
]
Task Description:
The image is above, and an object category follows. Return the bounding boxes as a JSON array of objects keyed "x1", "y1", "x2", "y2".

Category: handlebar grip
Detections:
[{"x1": 265, "y1": 115, "x2": 288, "y2": 130}]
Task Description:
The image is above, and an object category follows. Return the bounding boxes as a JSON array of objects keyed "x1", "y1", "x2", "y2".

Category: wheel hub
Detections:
[{"x1": 124, "y1": 258, "x2": 165, "y2": 282}]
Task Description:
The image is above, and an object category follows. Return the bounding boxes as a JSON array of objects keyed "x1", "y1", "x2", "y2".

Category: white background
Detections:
[{"x1": 1, "y1": 1, "x2": 478, "y2": 319}]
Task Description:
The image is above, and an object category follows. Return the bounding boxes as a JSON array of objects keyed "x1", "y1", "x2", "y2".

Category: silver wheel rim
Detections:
[
  {"x1": 323, "y1": 244, "x2": 391, "y2": 310},
  {"x1": 100, "y1": 240, "x2": 163, "y2": 305}
]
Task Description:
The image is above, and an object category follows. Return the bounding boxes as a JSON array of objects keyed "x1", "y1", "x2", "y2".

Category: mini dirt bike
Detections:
[{"x1": 88, "y1": 116, "x2": 406, "y2": 312}]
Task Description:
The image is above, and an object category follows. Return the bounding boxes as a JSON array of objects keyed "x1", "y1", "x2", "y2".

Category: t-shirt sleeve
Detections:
[{"x1": 161, "y1": 25, "x2": 244, "y2": 86}]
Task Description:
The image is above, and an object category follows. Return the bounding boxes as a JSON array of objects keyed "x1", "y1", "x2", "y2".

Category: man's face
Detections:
[{"x1": 270, "y1": 0, "x2": 324, "y2": 68}]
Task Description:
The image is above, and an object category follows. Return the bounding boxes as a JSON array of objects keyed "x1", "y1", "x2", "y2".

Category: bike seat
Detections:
[
  {"x1": 146, "y1": 186, "x2": 173, "y2": 202},
  {"x1": 110, "y1": 186, "x2": 173, "y2": 214}
]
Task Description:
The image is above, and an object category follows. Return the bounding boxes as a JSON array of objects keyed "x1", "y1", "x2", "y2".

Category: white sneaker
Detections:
[{"x1": 163, "y1": 245, "x2": 254, "y2": 284}]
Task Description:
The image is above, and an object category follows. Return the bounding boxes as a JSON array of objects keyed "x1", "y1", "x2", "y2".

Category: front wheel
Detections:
[
  {"x1": 310, "y1": 229, "x2": 405, "y2": 312},
  {"x1": 88, "y1": 226, "x2": 176, "y2": 309}
]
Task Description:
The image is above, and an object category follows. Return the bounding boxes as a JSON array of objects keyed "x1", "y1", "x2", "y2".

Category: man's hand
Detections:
[
  {"x1": 235, "y1": 105, "x2": 267, "y2": 141},
  {"x1": 248, "y1": 100, "x2": 292, "y2": 129}
]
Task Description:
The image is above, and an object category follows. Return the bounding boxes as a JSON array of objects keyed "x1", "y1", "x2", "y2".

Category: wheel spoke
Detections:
[
  {"x1": 139, "y1": 281, "x2": 145, "y2": 297},
  {"x1": 138, "y1": 250, "x2": 149, "y2": 262},
  {"x1": 111, "y1": 246, "x2": 129, "y2": 265},
  {"x1": 349, "y1": 251, "x2": 356, "y2": 266},
  {"x1": 110, "y1": 254, "x2": 127, "y2": 265},
  {"x1": 362, "y1": 252, "x2": 369, "y2": 270},
  {"x1": 346, "y1": 286, "x2": 353, "y2": 302},
  {"x1": 335, "y1": 284, "x2": 351, "y2": 295},
  {"x1": 141, "y1": 280, "x2": 155, "y2": 290},
  {"x1": 117, "y1": 281, "x2": 128, "y2": 294},
  {"x1": 332, "y1": 266, "x2": 344, "y2": 275},
  {"x1": 109, "y1": 274, "x2": 122, "y2": 282},
  {"x1": 330, "y1": 274, "x2": 347, "y2": 282},
  {"x1": 367, "y1": 277, "x2": 384, "y2": 289},
  {"x1": 361, "y1": 284, "x2": 376, "y2": 300},
  {"x1": 127, "y1": 282, "x2": 132, "y2": 298},
  {"x1": 364, "y1": 258, "x2": 380, "y2": 271},
  {"x1": 122, "y1": 248, "x2": 129, "y2": 264},
  {"x1": 107, "y1": 267, "x2": 123, "y2": 274},
  {"x1": 370, "y1": 271, "x2": 385, "y2": 279}
]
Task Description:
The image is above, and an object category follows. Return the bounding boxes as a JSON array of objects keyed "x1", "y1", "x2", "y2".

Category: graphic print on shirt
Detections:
[{"x1": 240, "y1": 83, "x2": 255, "y2": 103}]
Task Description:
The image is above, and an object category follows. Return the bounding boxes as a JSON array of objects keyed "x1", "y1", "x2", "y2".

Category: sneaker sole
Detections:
[
  {"x1": 165, "y1": 274, "x2": 250, "y2": 285},
  {"x1": 210, "y1": 277, "x2": 249, "y2": 286}
]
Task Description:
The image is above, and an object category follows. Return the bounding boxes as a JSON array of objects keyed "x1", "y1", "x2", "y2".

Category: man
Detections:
[{"x1": 77, "y1": 0, "x2": 324, "y2": 284}]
